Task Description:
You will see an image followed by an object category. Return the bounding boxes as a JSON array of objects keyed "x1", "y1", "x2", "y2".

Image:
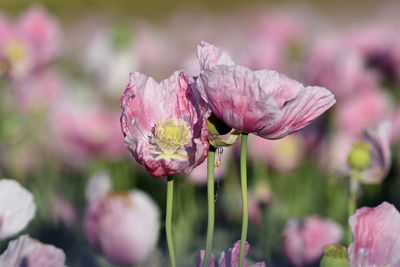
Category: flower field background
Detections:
[{"x1": 0, "y1": 0, "x2": 400, "y2": 266}]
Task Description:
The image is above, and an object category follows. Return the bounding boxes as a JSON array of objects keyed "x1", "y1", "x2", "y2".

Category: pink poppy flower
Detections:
[
  {"x1": 0, "y1": 235, "x2": 66, "y2": 267},
  {"x1": 52, "y1": 104, "x2": 127, "y2": 165},
  {"x1": 349, "y1": 202, "x2": 400, "y2": 267},
  {"x1": 0, "y1": 179, "x2": 36, "y2": 239},
  {"x1": 239, "y1": 12, "x2": 304, "y2": 71},
  {"x1": 84, "y1": 190, "x2": 160, "y2": 265},
  {"x1": 248, "y1": 134, "x2": 305, "y2": 173},
  {"x1": 282, "y1": 216, "x2": 343, "y2": 266},
  {"x1": 347, "y1": 24, "x2": 400, "y2": 80},
  {"x1": 196, "y1": 42, "x2": 335, "y2": 140},
  {"x1": 0, "y1": 7, "x2": 59, "y2": 79},
  {"x1": 120, "y1": 70, "x2": 210, "y2": 177},
  {"x1": 18, "y1": 7, "x2": 60, "y2": 68},
  {"x1": 336, "y1": 89, "x2": 391, "y2": 137},
  {"x1": 13, "y1": 70, "x2": 62, "y2": 112},
  {"x1": 198, "y1": 241, "x2": 266, "y2": 267},
  {"x1": 304, "y1": 35, "x2": 379, "y2": 101}
]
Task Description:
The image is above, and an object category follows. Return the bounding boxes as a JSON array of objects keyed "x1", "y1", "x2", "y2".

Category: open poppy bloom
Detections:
[
  {"x1": 196, "y1": 41, "x2": 336, "y2": 140},
  {"x1": 121, "y1": 70, "x2": 210, "y2": 177}
]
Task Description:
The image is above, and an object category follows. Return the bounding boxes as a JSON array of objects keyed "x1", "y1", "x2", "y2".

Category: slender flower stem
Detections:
[
  {"x1": 203, "y1": 147, "x2": 216, "y2": 267},
  {"x1": 166, "y1": 176, "x2": 176, "y2": 267},
  {"x1": 239, "y1": 133, "x2": 249, "y2": 267},
  {"x1": 347, "y1": 169, "x2": 359, "y2": 245}
]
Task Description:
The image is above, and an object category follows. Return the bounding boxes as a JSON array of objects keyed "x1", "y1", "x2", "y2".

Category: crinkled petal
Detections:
[
  {"x1": 349, "y1": 202, "x2": 400, "y2": 267},
  {"x1": 0, "y1": 235, "x2": 66, "y2": 267},
  {"x1": 0, "y1": 179, "x2": 36, "y2": 239},
  {"x1": 198, "y1": 65, "x2": 285, "y2": 133},
  {"x1": 258, "y1": 85, "x2": 335, "y2": 139}
]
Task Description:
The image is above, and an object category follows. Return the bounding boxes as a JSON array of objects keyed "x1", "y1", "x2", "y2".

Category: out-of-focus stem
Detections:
[
  {"x1": 166, "y1": 176, "x2": 176, "y2": 267},
  {"x1": 239, "y1": 133, "x2": 249, "y2": 267},
  {"x1": 347, "y1": 169, "x2": 359, "y2": 245},
  {"x1": 203, "y1": 147, "x2": 216, "y2": 267}
]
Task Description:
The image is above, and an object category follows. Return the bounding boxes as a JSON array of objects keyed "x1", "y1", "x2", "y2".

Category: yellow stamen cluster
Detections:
[
  {"x1": 152, "y1": 118, "x2": 192, "y2": 161},
  {"x1": 4, "y1": 41, "x2": 25, "y2": 64}
]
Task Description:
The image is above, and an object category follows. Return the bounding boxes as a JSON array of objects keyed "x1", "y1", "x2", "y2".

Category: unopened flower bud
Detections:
[
  {"x1": 320, "y1": 245, "x2": 349, "y2": 267},
  {"x1": 347, "y1": 141, "x2": 371, "y2": 170}
]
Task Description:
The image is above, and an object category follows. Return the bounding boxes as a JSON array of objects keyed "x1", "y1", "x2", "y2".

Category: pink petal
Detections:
[
  {"x1": 197, "y1": 41, "x2": 235, "y2": 71},
  {"x1": 349, "y1": 202, "x2": 400, "y2": 266},
  {"x1": 0, "y1": 235, "x2": 66, "y2": 267},
  {"x1": 258, "y1": 85, "x2": 335, "y2": 139}
]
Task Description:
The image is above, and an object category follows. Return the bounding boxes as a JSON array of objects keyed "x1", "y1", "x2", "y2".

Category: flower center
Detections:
[
  {"x1": 4, "y1": 41, "x2": 25, "y2": 64},
  {"x1": 152, "y1": 118, "x2": 192, "y2": 161}
]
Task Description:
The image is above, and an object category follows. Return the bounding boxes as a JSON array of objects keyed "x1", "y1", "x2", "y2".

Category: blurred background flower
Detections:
[{"x1": 1, "y1": 0, "x2": 400, "y2": 266}]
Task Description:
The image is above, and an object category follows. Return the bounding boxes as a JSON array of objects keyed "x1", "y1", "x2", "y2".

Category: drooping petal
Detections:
[
  {"x1": 0, "y1": 235, "x2": 66, "y2": 267},
  {"x1": 0, "y1": 179, "x2": 36, "y2": 239},
  {"x1": 258, "y1": 85, "x2": 335, "y2": 139},
  {"x1": 349, "y1": 202, "x2": 400, "y2": 267},
  {"x1": 197, "y1": 42, "x2": 335, "y2": 139}
]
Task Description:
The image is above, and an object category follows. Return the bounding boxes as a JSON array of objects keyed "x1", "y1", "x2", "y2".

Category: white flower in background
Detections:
[{"x1": 0, "y1": 179, "x2": 36, "y2": 239}]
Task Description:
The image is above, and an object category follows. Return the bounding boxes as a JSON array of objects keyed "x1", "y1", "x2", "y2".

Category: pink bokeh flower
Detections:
[
  {"x1": 0, "y1": 235, "x2": 66, "y2": 267},
  {"x1": 248, "y1": 134, "x2": 305, "y2": 173},
  {"x1": 196, "y1": 41, "x2": 335, "y2": 140},
  {"x1": 304, "y1": 35, "x2": 379, "y2": 101},
  {"x1": 336, "y1": 89, "x2": 391, "y2": 137},
  {"x1": 198, "y1": 241, "x2": 266, "y2": 267},
  {"x1": 52, "y1": 104, "x2": 127, "y2": 165},
  {"x1": 121, "y1": 71, "x2": 210, "y2": 177},
  {"x1": 14, "y1": 70, "x2": 63, "y2": 112},
  {"x1": 0, "y1": 179, "x2": 36, "y2": 239},
  {"x1": 239, "y1": 12, "x2": 303, "y2": 71},
  {"x1": 85, "y1": 189, "x2": 160, "y2": 265},
  {"x1": 282, "y1": 216, "x2": 343, "y2": 266},
  {"x1": 0, "y1": 7, "x2": 59, "y2": 79},
  {"x1": 349, "y1": 202, "x2": 400, "y2": 267}
]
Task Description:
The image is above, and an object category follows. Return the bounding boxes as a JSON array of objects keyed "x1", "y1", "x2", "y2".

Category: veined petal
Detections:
[
  {"x1": 198, "y1": 65, "x2": 282, "y2": 133},
  {"x1": 258, "y1": 85, "x2": 335, "y2": 139},
  {"x1": 349, "y1": 202, "x2": 400, "y2": 267}
]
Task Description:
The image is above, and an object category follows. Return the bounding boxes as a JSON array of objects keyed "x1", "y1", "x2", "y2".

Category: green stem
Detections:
[
  {"x1": 347, "y1": 169, "x2": 359, "y2": 245},
  {"x1": 239, "y1": 133, "x2": 249, "y2": 267},
  {"x1": 203, "y1": 147, "x2": 216, "y2": 267},
  {"x1": 166, "y1": 176, "x2": 176, "y2": 267}
]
